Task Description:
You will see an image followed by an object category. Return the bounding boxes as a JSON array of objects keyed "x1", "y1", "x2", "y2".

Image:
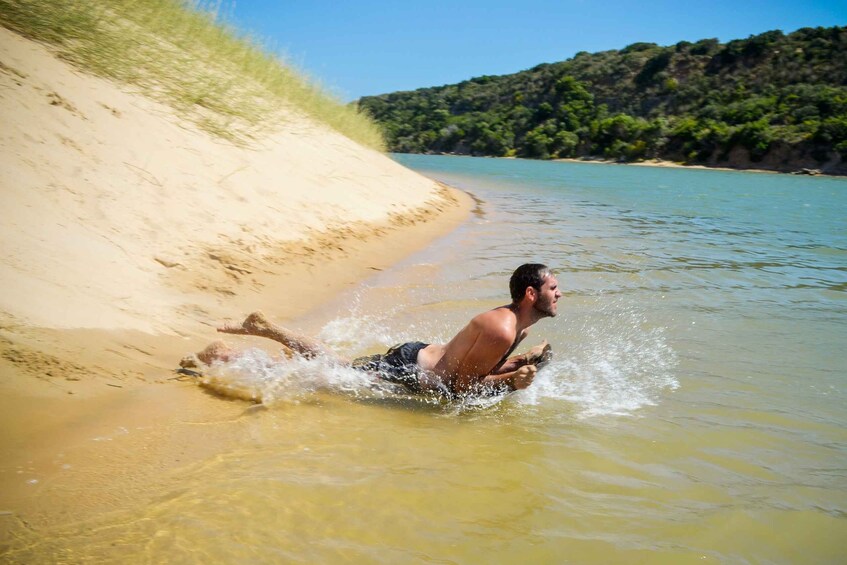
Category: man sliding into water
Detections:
[{"x1": 183, "y1": 263, "x2": 560, "y2": 396}]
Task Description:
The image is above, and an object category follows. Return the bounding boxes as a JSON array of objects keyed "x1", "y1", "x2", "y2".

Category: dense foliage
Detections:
[{"x1": 359, "y1": 26, "x2": 847, "y2": 172}]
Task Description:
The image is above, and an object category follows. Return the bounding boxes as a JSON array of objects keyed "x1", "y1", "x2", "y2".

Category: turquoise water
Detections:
[
  {"x1": 387, "y1": 155, "x2": 846, "y2": 421},
  {"x1": 7, "y1": 156, "x2": 846, "y2": 563},
  {"x1": 311, "y1": 154, "x2": 846, "y2": 560},
  {"x1": 283, "y1": 154, "x2": 844, "y2": 561}
]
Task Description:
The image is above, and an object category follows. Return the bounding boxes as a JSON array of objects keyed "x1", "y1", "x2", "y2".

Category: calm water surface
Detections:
[{"x1": 8, "y1": 156, "x2": 846, "y2": 563}]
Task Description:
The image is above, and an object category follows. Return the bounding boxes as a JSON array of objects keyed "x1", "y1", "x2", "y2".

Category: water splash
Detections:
[
  {"x1": 317, "y1": 314, "x2": 395, "y2": 356},
  {"x1": 201, "y1": 299, "x2": 678, "y2": 416},
  {"x1": 315, "y1": 294, "x2": 438, "y2": 356},
  {"x1": 517, "y1": 302, "x2": 679, "y2": 418},
  {"x1": 199, "y1": 349, "x2": 399, "y2": 404}
]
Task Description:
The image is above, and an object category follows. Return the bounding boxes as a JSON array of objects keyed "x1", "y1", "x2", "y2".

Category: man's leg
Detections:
[
  {"x1": 217, "y1": 311, "x2": 345, "y2": 363},
  {"x1": 180, "y1": 340, "x2": 237, "y2": 369}
]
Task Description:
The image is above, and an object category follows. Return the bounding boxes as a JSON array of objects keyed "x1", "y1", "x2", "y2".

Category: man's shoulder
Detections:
[{"x1": 471, "y1": 307, "x2": 517, "y2": 343}]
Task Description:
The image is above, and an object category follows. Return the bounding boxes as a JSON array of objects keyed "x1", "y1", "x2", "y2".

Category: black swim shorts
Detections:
[{"x1": 351, "y1": 341, "x2": 429, "y2": 392}]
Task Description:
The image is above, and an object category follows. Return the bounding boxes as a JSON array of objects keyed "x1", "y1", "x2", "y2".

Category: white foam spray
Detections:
[
  {"x1": 517, "y1": 299, "x2": 679, "y2": 417},
  {"x1": 199, "y1": 349, "x2": 401, "y2": 404},
  {"x1": 200, "y1": 297, "x2": 678, "y2": 416}
]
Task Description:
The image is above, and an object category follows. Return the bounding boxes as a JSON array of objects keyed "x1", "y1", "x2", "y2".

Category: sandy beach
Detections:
[
  {"x1": 554, "y1": 156, "x2": 783, "y2": 174},
  {"x1": 554, "y1": 156, "x2": 843, "y2": 177},
  {"x1": 0, "y1": 25, "x2": 470, "y2": 532}
]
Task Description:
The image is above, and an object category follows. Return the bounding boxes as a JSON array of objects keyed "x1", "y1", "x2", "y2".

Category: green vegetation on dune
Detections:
[
  {"x1": 358, "y1": 27, "x2": 847, "y2": 173},
  {"x1": 0, "y1": 0, "x2": 386, "y2": 150}
]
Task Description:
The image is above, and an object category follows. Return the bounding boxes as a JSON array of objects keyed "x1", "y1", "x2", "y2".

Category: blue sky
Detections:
[{"x1": 224, "y1": 1, "x2": 846, "y2": 101}]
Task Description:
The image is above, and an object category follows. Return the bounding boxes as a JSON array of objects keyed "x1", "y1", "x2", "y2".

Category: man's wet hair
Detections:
[{"x1": 509, "y1": 263, "x2": 552, "y2": 302}]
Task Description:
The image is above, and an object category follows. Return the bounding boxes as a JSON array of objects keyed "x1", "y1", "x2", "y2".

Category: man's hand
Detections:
[
  {"x1": 511, "y1": 364, "x2": 537, "y2": 390},
  {"x1": 525, "y1": 340, "x2": 552, "y2": 367}
]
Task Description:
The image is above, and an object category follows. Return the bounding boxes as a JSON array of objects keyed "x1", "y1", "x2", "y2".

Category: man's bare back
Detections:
[{"x1": 183, "y1": 264, "x2": 560, "y2": 396}]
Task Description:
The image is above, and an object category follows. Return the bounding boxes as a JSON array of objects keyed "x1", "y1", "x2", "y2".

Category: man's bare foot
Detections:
[
  {"x1": 218, "y1": 311, "x2": 274, "y2": 338},
  {"x1": 179, "y1": 354, "x2": 201, "y2": 369},
  {"x1": 181, "y1": 340, "x2": 238, "y2": 368}
]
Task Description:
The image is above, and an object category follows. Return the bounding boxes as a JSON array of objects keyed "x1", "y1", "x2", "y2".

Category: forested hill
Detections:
[{"x1": 358, "y1": 26, "x2": 847, "y2": 174}]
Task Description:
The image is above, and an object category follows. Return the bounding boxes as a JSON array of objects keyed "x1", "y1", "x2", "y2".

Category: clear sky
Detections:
[{"x1": 224, "y1": 1, "x2": 846, "y2": 101}]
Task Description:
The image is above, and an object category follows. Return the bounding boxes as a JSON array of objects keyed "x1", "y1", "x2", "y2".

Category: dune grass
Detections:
[{"x1": 0, "y1": 0, "x2": 386, "y2": 149}]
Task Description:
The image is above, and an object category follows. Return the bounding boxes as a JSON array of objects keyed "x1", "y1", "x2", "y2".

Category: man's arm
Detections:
[
  {"x1": 480, "y1": 364, "x2": 537, "y2": 392},
  {"x1": 489, "y1": 354, "x2": 529, "y2": 375},
  {"x1": 488, "y1": 339, "x2": 550, "y2": 375}
]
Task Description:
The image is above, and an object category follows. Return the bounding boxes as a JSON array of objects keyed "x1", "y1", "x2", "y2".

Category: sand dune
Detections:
[
  {"x1": 0, "y1": 20, "x2": 469, "y2": 483},
  {"x1": 0, "y1": 26, "x2": 466, "y2": 337}
]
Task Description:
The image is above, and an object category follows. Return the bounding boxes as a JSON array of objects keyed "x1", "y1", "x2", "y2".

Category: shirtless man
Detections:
[{"x1": 186, "y1": 264, "x2": 561, "y2": 395}]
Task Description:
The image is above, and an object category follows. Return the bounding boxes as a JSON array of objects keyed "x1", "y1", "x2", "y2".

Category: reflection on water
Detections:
[{"x1": 4, "y1": 157, "x2": 846, "y2": 562}]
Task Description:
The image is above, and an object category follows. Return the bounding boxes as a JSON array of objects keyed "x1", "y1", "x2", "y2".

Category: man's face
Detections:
[{"x1": 533, "y1": 275, "x2": 562, "y2": 317}]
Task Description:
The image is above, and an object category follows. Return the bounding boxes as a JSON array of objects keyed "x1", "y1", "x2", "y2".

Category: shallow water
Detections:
[{"x1": 5, "y1": 157, "x2": 846, "y2": 563}]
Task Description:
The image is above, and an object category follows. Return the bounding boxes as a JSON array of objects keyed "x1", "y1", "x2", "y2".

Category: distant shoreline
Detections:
[
  {"x1": 556, "y1": 157, "x2": 779, "y2": 175},
  {"x1": 405, "y1": 152, "x2": 844, "y2": 177},
  {"x1": 553, "y1": 157, "x2": 841, "y2": 176}
]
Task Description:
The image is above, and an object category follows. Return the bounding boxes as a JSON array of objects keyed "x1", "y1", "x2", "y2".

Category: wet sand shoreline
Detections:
[{"x1": 0, "y1": 189, "x2": 471, "y2": 533}]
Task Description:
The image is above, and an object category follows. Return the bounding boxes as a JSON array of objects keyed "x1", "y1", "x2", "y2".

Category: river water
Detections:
[{"x1": 6, "y1": 156, "x2": 846, "y2": 563}]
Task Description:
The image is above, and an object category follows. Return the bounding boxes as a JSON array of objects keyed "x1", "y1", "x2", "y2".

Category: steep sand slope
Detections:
[
  {"x1": 0, "y1": 21, "x2": 470, "y2": 411},
  {"x1": 0, "y1": 26, "x2": 464, "y2": 337}
]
